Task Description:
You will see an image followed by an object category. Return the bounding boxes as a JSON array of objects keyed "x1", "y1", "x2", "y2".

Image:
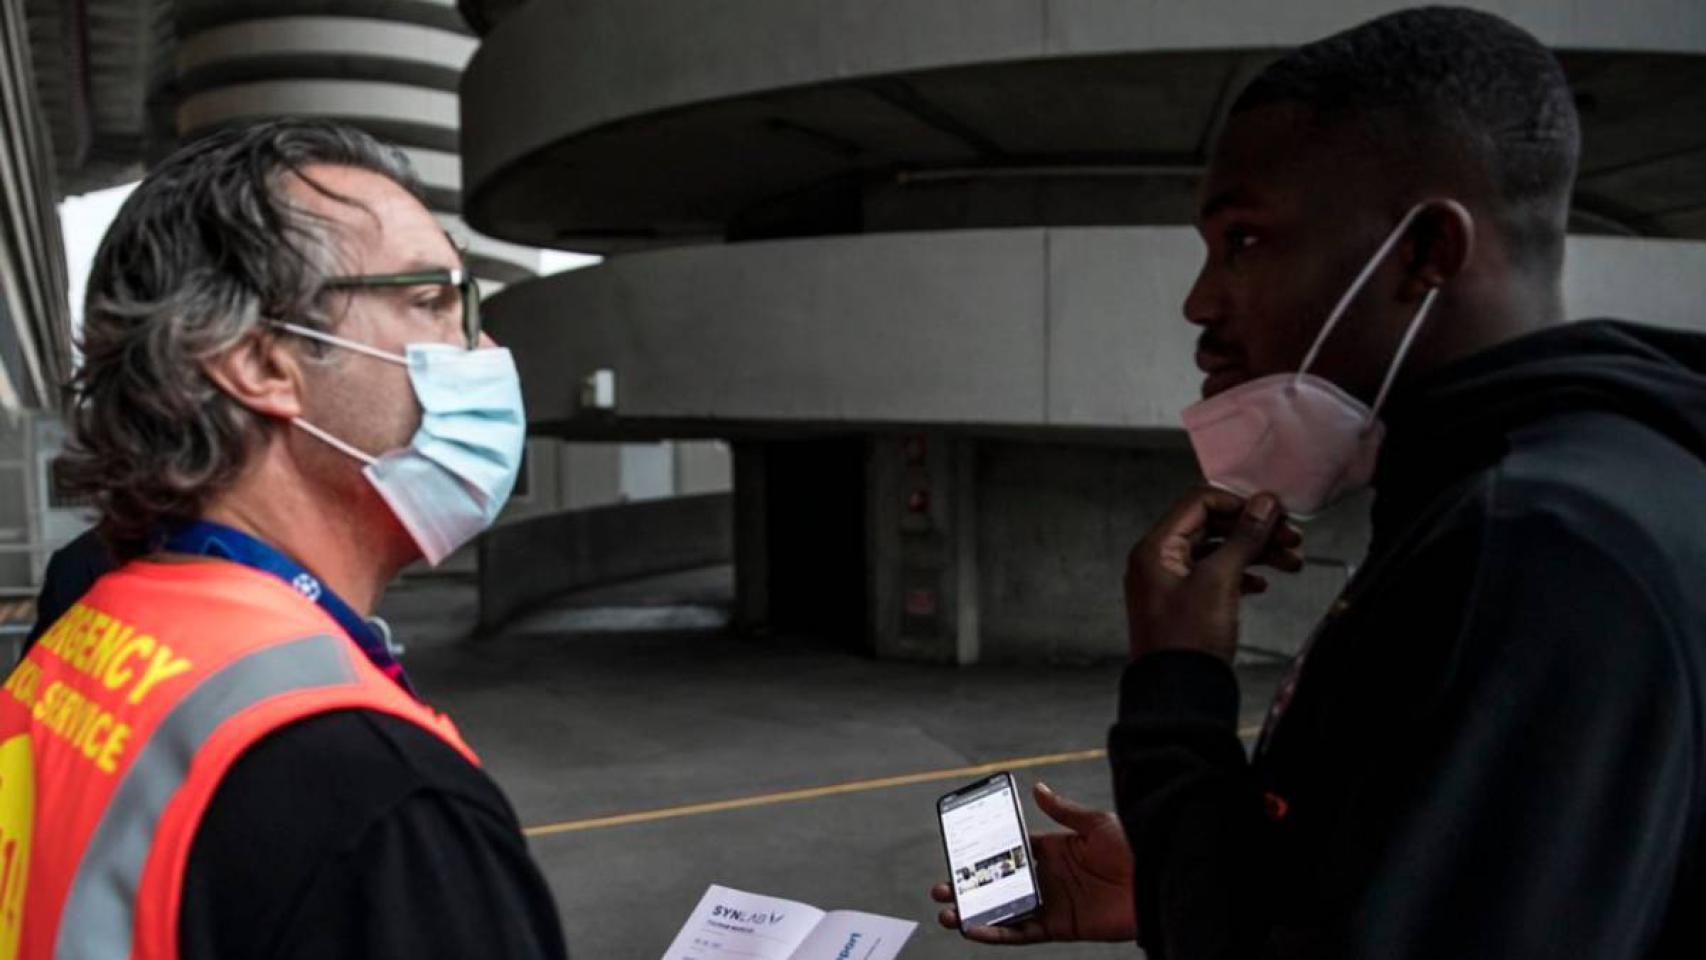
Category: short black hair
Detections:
[{"x1": 1232, "y1": 6, "x2": 1579, "y2": 268}]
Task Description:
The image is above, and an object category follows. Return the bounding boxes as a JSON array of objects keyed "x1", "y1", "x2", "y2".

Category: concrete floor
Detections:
[{"x1": 379, "y1": 567, "x2": 1283, "y2": 960}]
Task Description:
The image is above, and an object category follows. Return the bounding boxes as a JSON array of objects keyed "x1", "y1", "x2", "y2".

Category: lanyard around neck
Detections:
[{"x1": 161, "y1": 520, "x2": 416, "y2": 697}]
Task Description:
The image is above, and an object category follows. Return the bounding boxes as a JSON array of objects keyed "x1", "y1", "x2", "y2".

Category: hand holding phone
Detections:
[{"x1": 931, "y1": 780, "x2": 1137, "y2": 945}]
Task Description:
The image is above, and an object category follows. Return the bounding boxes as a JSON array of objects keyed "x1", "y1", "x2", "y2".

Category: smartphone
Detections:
[{"x1": 936, "y1": 771, "x2": 1042, "y2": 930}]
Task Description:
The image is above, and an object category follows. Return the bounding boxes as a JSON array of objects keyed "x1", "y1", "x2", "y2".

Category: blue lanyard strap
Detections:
[{"x1": 161, "y1": 520, "x2": 417, "y2": 697}]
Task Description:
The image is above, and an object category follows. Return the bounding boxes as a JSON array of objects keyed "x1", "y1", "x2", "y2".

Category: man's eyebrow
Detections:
[
  {"x1": 377, "y1": 258, "x2": 463, "y2": 276},
  {"x1": 444, "y1": 230, "x2": 470, "y2": 269},
  {"x1": 1198, "y1": 186, "x2": 1260, "y2": 222},
  {"x1": 414, "y1": 258, "x2": 461, "y2": 272}
]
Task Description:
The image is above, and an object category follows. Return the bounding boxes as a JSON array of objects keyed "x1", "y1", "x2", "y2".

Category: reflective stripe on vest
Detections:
[{"x1": 57, "y1": 634, "x2": 354, "y2": 958}]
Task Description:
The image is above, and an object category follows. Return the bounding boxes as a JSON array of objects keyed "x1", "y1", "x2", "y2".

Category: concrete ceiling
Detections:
[
  {"x1": 23, "y1": 0, "x2": 175, "y2": 196},
  {"x1": 23, "y1": 0, "x2": 470, "y2": 198},
  {"x1": 1570, "y1": 53, "x2": 1706, "y2": 236},
  {"x1": 464, "y1": 50, "x2": 1706, "y2": 253}
]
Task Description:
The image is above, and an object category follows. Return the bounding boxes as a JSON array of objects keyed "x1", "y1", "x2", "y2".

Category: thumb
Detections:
[
  {"x1": 1035, "y1": 782, "x2": 1105, "y2": 833},
  {"x1": 1198, "y1": 493, "x2": 1280, "y2": 584}
]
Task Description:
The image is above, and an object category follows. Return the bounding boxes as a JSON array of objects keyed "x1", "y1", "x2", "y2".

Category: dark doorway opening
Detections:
[{"x1": 738, "y1": 438, "x2": 869, "y2": 651}]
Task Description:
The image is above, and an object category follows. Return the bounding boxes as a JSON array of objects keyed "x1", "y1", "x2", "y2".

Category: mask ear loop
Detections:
[
  {"x1": 1292, "y1": 203, "x2": 1431, "y2": 389},
  {"x1": 1366, "y1": 284, "x2": 1441, "y2": 421},
  {"x1": 271, "y1": 321, "x2": 398, "y2": 465},
  {"x1": 275, "y1": 322, "x2": 409, "y2": 367},
  {"x1": 291, "y1": 417, "x2": 380, "y2": 466}
]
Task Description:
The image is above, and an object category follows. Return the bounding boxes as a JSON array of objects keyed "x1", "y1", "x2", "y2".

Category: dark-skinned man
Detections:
[{"x1": 933, "y1": 6, "x2": 1706, "y2": 958}]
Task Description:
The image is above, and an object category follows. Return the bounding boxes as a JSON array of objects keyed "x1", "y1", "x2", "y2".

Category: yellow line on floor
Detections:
[{"x1": 523, "y1": 722, "x2": 1264, "y2": 838}]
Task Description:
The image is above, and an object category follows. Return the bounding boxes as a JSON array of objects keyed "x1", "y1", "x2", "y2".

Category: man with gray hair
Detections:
[{"x1": 0, "y1": 120, "x2": 567, "y2": 958}]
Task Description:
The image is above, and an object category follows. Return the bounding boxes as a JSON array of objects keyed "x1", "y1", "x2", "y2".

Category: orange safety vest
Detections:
[{"x1": 0, "y1": 559, "x2": 478, "y2": 959}]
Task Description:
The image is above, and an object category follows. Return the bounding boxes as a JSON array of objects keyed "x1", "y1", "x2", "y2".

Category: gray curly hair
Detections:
[{"x1": 58, "y1": 118, "x2": 423, "y2": 555}]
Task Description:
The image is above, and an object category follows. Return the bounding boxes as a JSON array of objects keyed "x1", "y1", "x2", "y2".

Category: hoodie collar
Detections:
[{"x1": 1371, "y1": 319, "x2": 1706, "y2": 539}]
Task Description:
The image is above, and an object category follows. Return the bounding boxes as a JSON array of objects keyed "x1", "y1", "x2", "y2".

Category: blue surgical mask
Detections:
[{"x1": 276, "y1": 323, "x2": 526, "y2": 565}]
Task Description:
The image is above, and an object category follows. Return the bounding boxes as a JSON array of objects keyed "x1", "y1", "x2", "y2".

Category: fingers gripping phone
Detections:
[{"x1": 936, "y1": 772, "x2": 1042, "y2": 930}]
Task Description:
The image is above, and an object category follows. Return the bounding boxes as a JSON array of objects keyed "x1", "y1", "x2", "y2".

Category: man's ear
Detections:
[
  {"x1": 1400, "y1": 199, "x2": 1475, "y2": 300},
  {"x1": 201, "y1": 329, "x2": 306, "y2": 420}
]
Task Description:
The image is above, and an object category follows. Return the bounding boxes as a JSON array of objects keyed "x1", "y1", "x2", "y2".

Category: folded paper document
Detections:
[{"x1": 662, "y1": 884, "x2": 917, "y2": 960}]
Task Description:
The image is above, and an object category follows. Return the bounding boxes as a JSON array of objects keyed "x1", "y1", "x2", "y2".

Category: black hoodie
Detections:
[{"x1": 1110, "y1": 320, "x2": 1706, "y2": 959}]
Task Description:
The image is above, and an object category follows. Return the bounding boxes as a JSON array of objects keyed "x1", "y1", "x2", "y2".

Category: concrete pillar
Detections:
[
  {"x1": 559, "y1": 443, "x2": 622, "y2": 510},
  {"x1": 757, "y1": 431, "x2": 1368, "y2": 665},
  {"x1": 972, "y1": 439, "x2": 1368, "y2": 663},
  {"x1": 674, "y1": 440, "x2": 733, "y2": 496},
  {"x1": 0, "y1": 417, "x2": 36, "y2": 589},
  {"x1": 952, "y1": 438, "x2": 980, "y2": 665},
  {"x1": 866, "y1": 432, "x2": 977, "y2": 663},
  {"x1": 733, "y1": 442, "x2": 769, "y2": 635},
  {"x1": 0, "y1": 0, "x2": 69, "y2": 412},
  {"x1": 493, "y1": 437, "x2": 563, "y2": 523},
  {"x1": 619, "y1": 442, "x2": 674, "y2": 502}
]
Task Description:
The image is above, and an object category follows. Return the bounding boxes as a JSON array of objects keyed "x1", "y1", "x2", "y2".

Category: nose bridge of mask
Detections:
[
  {"x1": 1290, "y1": 203, "x2": 1443, "y2": 421},
  {"x1": 406, "y1": 343, "x2": 520, "y2": 413}
]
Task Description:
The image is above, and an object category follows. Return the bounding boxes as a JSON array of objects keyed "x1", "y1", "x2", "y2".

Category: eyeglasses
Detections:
[{"x1": 320, "y1": 268, "x2": 481, "y2": 349}]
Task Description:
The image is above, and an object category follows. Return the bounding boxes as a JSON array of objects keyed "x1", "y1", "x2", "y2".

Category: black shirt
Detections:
[
  {"x1": 180, "y1": 709, "x2": 569, "y2": 960},
  {"x1": 1110, "y1": 321, "x2": 1706, "y2": 958},
  {"x1": 26, "y1": 528, "x2": 115, "y2": 651}
]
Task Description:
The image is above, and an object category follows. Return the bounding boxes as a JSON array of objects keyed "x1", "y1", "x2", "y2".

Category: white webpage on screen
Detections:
[{"x1": 941, "y1": 785, "x2": 1037, "y2": 920}]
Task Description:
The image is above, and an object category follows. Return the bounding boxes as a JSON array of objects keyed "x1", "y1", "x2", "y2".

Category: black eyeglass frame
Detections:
[{"x1": 320, "y1": 267, "x2": 481, "y2": 348}]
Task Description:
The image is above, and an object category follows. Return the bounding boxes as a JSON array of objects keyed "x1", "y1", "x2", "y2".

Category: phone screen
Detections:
[{"x1": 938, "y1": 773, "x2": 1041, "y2": 929}]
